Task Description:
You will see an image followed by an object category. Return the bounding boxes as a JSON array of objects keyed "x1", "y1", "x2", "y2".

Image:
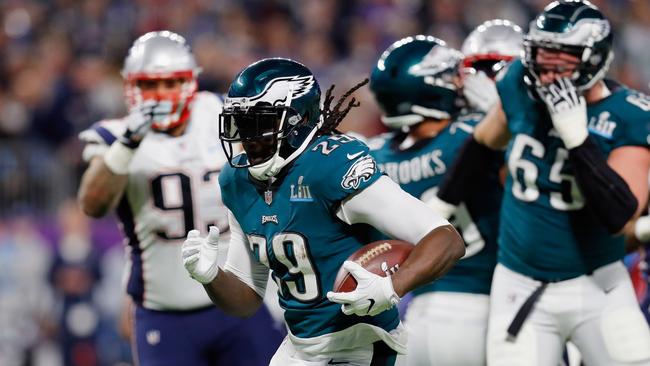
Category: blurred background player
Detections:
[
  {"x1": 431, "y1": 1, "x2": 650, "y2": 365},
  {"x1": 77, "y1": 31, "x2": 282, "y2": 366},
  {"x1": 181, "y1": 57, "x2": 465, "y2": 366},
  {"x1": 368, "y1": 22, "x2": 522, "y2": 366}
]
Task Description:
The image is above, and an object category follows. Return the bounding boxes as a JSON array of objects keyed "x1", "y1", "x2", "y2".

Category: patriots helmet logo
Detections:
[
  {"x1": 249, "y1": 75, "x2": 315, "y2": 106},
  {"x1": 341, "y1": 155, "x2": 376, "y2": 190}
]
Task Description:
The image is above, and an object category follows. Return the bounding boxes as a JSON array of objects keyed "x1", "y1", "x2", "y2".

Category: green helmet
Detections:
[
  {"x1": 523, "y1": 0, "x2": 613, "y2": 91},
  {"x1": 220, "y1": 58, "x2": 322, "y2": 179},
  {"x1": 370, "y1": 35, "x2": 462, "y2": 130}
]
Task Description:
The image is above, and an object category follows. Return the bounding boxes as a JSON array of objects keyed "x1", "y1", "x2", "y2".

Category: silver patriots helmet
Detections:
[
  {"x1": 122, "y1": 30, "x2": 201, "y2": 130},
  {"x1": 461, "y1": 19, "x2": 524, "y2": 79}
]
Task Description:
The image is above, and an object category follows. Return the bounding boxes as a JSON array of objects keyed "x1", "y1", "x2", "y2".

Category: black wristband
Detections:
[
  {"x1": 568, "y1": 137, "x2": 638, "y2": 234},
  {"x1": 437, "y1": 135, "x2": 501, "y2": 205}
]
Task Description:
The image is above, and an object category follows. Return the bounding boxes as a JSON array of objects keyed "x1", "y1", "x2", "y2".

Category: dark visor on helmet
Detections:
[{"x1": 219, "y1": 104, "x2": 300, "y2": 168}]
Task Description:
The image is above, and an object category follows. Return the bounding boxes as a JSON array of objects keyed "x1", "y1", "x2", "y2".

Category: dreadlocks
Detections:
[{"x1": 318, "y1": 78, "x2": 369, "y2": 135}]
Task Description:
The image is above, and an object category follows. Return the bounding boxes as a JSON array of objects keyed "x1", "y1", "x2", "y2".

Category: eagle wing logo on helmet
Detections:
[
  {"x1": 341, "y1": 155, "x2": 376, "y2": 190},
  {"x1": 249, "y1": 75, "x2": 315, "y2": 106}
]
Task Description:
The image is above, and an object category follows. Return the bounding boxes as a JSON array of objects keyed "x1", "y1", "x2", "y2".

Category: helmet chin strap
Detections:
[{"x1": 248, "y1": 116, "x2": 322, "y2": 181}]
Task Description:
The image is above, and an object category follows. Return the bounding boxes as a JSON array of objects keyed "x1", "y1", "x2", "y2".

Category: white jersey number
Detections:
[
  {"x1": 247, "y1": 232, "x2": 320, "y2": 302},
  {"x1": 151, "y1": 170, "x2": 223, "y2": 240},
  {"x1": 509, "y1": 134, "x2": 585, "y2": 210}
]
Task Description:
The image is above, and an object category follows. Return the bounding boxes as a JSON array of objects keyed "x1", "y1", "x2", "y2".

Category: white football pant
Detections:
[
  {"x1": 405, "y1": 292, "x2": 490, "y2": 366},
  {"x1": 270, "y1": 337, "x2": 406, "y2": 366},
  {"x1": 487, "y1": 262, "x2": 650, "y2": 366}
]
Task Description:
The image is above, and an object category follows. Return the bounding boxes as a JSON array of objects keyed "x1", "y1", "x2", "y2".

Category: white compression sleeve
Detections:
[
  {"x1": 336, "y1": 175, "x2": 451, "y2": 244},
  {"x1": 223, "y1": 211, "x2": 269, "y2": 297}
]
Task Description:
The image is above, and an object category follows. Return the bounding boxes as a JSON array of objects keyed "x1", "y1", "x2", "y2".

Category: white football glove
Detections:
[
  {"x1": 326, "y1": 261, "x2": 400, "y2": 317},
  {"x1": 634, "y1": 215, "x2": 650, "y2": 243},
  {"x1": 463, "y1": 71, "x2": 499, "y2": 113},
  {"x1": 536, "y1": 77, "x2": 588, "y2": 149},
  {"x1": 120, "y1": 100, "x2": 173, "y2": 148},
  {"x1": 182, "y1": 226, "x2": 221, "y2": 285}
]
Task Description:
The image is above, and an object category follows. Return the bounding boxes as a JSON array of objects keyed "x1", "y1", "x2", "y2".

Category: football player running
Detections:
[
  {"x1": 77, "y1": 31, "x2": 282, "y2": 366},
  {"x1": 181, "y1": 57, "x2": 465, "y2": 366},
  {"x1": 367, "y1": 23, "x2": 522, "y2": 366},
  {"x1": 430, "y1": 1, "x2": 650, "y2": 365}
]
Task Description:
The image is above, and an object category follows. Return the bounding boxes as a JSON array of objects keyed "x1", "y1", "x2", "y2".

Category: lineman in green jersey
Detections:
[
  {"x1": 430, "y1": 1, "x2": 650, "y2": 365},
  {"x1": 180, "y1": 58, "x2": 465, "y2": 366},
  {"x1": 368, "y1": 24, "x2": 522, "y2": 366}
]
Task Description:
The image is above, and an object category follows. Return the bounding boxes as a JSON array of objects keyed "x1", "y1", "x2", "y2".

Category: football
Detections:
[{"x1": 333, "y1": 240, "x2": 413, "y2": 293}]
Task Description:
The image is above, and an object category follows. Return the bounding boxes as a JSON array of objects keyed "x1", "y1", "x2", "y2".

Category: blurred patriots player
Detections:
[
  {"x1": 180, "y1": 57, "x2": 465, "y2": 366},
  {"x1": 77, "y1": 31, "x2": 282, "y2": 366},
  {"x1": 428, "y1": 1, "x2": 650, "y2": 365},
  {"x1": 368, "y1": 24, "x2": 521, "y2": 366}
]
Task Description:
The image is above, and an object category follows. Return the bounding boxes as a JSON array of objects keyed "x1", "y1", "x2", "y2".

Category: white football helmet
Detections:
[
  {"x1": 122, "y1": 31, "x2": 201, "y2": 131},
  {"x1": 461, "y1": 19, "x2": 524, "y2": 78}
]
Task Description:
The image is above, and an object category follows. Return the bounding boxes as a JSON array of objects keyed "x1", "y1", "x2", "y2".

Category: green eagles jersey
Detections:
[
  {"x1": 368, "y1": 114, "x2": 502, "y2": 295},
  {"x1": 497, "y1": 59, "x2": 650, "y2": 281},
  {"x1": 219, "y1": 134, "x2": 400, "y2": 338}
]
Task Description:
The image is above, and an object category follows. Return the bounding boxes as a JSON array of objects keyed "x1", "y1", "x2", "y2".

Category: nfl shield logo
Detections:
[{"x1": 264, "y1": 190, "x2": 273, "y2": 205}]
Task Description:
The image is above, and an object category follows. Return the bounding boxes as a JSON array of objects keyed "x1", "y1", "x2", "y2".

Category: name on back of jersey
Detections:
[{"x1": 378, "y1": 149, "x2": 446, "y2": 185}]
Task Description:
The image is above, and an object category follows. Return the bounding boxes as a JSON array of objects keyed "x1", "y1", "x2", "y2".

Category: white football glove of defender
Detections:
[
  {"x1": 327, "y1": 261, "x2": 400, "y2": 317},
  {"x1": 536, "y1": 77, "x2": 589, "y2": 149},
  {"x1": 463, "y1": 71, "x2": 499, "y2": 113},
  {"x1": 120, "y1": 100, "x2": 173, "y2": 148},
  {"x1": 182, "y1": 226, "x2": 221, "y2": 284},
  {"x1": 104, "y1": 100, "x2": 173, "y2": 174}
]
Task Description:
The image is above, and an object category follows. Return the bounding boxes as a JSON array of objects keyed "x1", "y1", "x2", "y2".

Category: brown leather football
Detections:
[{"x1": 333, "y1": 240, "x2": 413, "y2": 293}]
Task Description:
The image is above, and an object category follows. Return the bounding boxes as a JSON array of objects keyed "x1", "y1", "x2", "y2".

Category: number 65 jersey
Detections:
[
  {"x1": 497, "y1": 59, "x2": 650, "y2": 282},
  {"x1": 79, "y1": 92, "x2": 229, "y2": 311}
]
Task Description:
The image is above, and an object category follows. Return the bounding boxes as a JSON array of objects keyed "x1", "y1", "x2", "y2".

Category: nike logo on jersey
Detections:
[
  {"x1": 366, "y1": 298, "x2": 376, "y2": 315},
  {"x1": 346, "y1": 151, "x2": 364, "y2": 160}
]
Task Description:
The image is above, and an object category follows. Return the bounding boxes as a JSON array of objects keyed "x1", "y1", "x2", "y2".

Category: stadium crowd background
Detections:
[{"x1": 0, "y1": 0, "x2": 649, "y2": 365}]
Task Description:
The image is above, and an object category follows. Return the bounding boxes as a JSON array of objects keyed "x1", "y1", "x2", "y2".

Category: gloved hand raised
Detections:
[
  {"x1": 119, "y1": 100, "x2": 173, "y2": 148},
  {"x1": 182, "y1": 226, "x2": 221, "y2": 285},
  {"x1": 536, "y1": 77, "x2": 589, "y2": 149}
]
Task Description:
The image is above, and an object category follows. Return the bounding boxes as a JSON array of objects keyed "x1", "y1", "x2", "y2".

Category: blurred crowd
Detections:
[{"x1": 1, "y1": 0, "x2": 649, "y2": 365}]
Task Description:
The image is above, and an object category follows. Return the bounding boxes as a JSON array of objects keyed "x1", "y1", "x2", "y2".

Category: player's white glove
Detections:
[
  {"x1": 635, "y1": 215, "x2": 650, "y2": 242},
  {"x1": 326, "y1": 261, "x2": 400, "y2": 317},
  {"x1": 463, "y1": 71, "x2": 499, "y2": 113},
  {"x1": 426, "y1": 195, "x2": 457, "y2": 220},
  {"x1": 182, "y1": 226, "x2": 221, "y2": 284},
  {"x1": 119, "y1": 100, "x2": 173, "y2": 148},
  {"x1": 536, "y1": 77, "x2": 589, "y2": 149}
]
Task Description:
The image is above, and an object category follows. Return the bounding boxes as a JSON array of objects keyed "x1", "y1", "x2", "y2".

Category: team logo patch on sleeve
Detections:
[{"x1": 341, "y1": 155, "x2": 376, "y2": 190}]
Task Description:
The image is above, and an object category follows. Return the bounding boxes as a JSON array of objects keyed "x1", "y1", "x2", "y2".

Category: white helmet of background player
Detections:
[
  {"x1": 461, "y1": 19, "x2": 523, "y2": 79},
  {"x1": 122, "y1": 31, "x2": 201, "y2": 131}
]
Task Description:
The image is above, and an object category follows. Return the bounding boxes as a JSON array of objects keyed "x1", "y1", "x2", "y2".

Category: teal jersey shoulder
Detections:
[
  {"x1": 496, "y1": 59, "x2": 650, "y2": 281},
  {"x1": 369, "y1": 114, "x2": 502, "y2": 295},
  {"x1": 219, "y1": 134, "x2": 398, "y2": 338}
]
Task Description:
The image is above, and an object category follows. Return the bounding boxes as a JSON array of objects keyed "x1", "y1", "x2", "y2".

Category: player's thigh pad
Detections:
[
  {"x1": 571, "y1": 262, "x2": 650, "y2": 365},
  {"x1": 405, "y1": 292, "x2": 489, "y2": 366},
  {"x1": 487, "y1": 265, "x2": 564, "y2": 366}
]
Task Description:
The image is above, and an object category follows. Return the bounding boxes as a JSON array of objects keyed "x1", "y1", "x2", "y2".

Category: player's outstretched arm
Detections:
[
  {"x1": 182, "y1": 215, "x2": 268, "y2": 318},
  {"x1": 78, "y1": 156, "x2": 128, "y2": 217}
]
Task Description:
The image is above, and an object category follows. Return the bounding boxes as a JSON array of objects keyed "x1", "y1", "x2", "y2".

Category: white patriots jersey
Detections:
[{"x1": 80, "y1": 92, "x2": 229, "y2": 310}]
